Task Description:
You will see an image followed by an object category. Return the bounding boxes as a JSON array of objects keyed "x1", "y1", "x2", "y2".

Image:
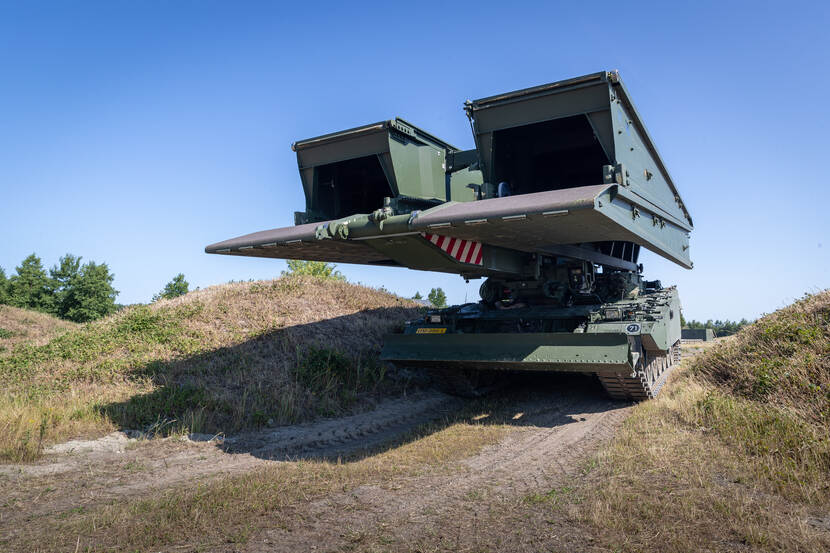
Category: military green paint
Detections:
[
  {"x1": 448, "y1": 166, "x2": 483, "y2": 202},
  {"x1": 381, "y1": 332, "x2": 632, "y2": 373},
  {"x1": 465, "y1": 71, "x2": 693, "y2": 230},
  {"x1": 205, "y1": 70, "x2": 693, "y2": 400},
  {"x1": 292, "y1": 118, "x2": 484, "y2": 219}
]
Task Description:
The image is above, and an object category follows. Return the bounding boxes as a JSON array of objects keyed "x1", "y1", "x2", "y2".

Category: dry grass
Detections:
[
  {"x1": 574, "y1": 376, "x2": 829, "y2": 552},
  {"x1": 11, "y1": 412, "x2": 510, "y2": 552},
  {"x1": 693, "y1": 290, "x2": 830, "y2": 425},
  {"x1": 8, "y1": 287, "x2": 829, "y2": 552},
  {"x1": 553, "y1": 290, "x2": 830, "y2": 552},
  {"x1": 0, "y1": 276, "x2": 422, "y2": 461},
  {"x1": 0, "y1": 305, "x2": 76, "y2": 354}
]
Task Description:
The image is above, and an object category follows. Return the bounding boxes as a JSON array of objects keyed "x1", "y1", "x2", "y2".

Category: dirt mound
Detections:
[
  {"x1": 0, "y1": 276, "x2": 422, "y2": 461},
  {"x1": 0, "y1": 305, "x2": 76, "y2": 354},
  {"x1": 692, "y1": 289, "x2": 830, "y2": 425}
]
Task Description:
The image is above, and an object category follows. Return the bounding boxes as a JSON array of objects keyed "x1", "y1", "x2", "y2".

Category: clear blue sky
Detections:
[{"x1": 2, "y1": 1, "x2": 827, "y2": 321}]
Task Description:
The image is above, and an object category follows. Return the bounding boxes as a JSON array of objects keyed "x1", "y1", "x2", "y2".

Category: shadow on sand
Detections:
[
  {"x1": 217, "y1": 371, "x2": 624, "y2": 463},
  {"x1": 98, "y1": 306, "x2": 624, "y2": 464}
]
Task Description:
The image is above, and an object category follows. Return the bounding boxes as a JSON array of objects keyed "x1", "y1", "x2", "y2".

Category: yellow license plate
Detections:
[{"x1": 416, "y1": 327, "x2": 447, "y2": 334}]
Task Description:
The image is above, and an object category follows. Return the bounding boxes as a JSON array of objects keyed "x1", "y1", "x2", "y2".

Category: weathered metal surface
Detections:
[
  {"x1": 204, "y1": 222, "x2": 395, "y2": 265},
  {"x1": 410, "y1": 185, "x2": 690, "y2": 268},
  {"x1": 207, "y1": 183, "x2": 691, "y2": 269}
]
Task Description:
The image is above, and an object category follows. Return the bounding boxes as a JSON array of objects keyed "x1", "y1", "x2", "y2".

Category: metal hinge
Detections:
[{"x1": 602, "y1": 163, "x2": 629, "y2": 186}]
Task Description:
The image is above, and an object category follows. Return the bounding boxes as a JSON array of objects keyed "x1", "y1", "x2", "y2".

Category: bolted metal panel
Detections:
[
  {"x1": 206, "y1": 182, "x2": 691, "y2": 269},
  {"x1": 465, "y1": 71, "x2": 692, "y2": 231},
  {"x1": 381, "y1": 332, "x2": 633, "y2": 373},
  {"x1": 291, "y1": 118, "x2": 480, "y2": 222},
  {"x1": 204, "y1": 222, "x2": 396, "y2": 265},
  {"x1": 411, "y1": 184, "x2": 692, "y2": 268},
  {"x1": 387, "y1": 134, "x2": 445, "y2": 201}
]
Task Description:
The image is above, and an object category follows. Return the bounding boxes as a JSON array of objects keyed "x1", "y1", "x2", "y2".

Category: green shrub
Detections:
[
  {"x1": 154, "y1": 274, "x2": 190, "y2": 301},
  {"x1": 295, "y1": 347, "x2": 386, "y2": 415},
  {"x1": 282, "y1": 260, "x2": 345, "y2": 281}
]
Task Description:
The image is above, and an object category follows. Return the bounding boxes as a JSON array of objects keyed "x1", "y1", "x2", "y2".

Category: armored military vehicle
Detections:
[{"x1": 206, "y1": 71, "x2": 693, "y2": 400}]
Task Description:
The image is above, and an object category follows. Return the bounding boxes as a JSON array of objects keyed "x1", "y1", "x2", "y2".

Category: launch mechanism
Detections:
[{"x1": 206, "y1": 71, "x2": 693, "y2": 400}]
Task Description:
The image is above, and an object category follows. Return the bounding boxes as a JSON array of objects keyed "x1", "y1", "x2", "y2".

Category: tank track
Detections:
[{"x1": 598, "y1": 343, "x2": 680, "y2": 401}]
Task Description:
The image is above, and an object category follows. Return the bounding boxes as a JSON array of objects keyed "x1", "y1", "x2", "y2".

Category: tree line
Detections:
[
  {"x1": 13, "y1": 255, "x2": 753, "y2": 330},
  {"x1": 412, "y1": 288, "x2": 447, "y2": 308},
  {"x1": 0, "y1": 253, "x2": 191, "y2": 323},
  {"x1": 681, "y1": 315, "x2": 752, "y2": 337},
  {"x1": 0, "y1": 253, "x2": 118, "y2": 323}
]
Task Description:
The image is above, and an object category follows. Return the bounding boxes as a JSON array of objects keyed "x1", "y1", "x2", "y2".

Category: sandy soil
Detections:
[
  {"x1": 0, "y1": 370, "x2": 667, "y2": 552},
  {"x1": 246, "y1": 379, "x2": 631, "y2": 552},
  {"x1": 0, "y1": 391, "x2": 461, "y2": 530}
]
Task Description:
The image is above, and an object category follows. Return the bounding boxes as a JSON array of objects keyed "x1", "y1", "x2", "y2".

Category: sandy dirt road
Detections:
[
  {"x1": 0, "y1": 371, "x2": 649, "y2": 551},
  {"x1": 247, "y1": 376, "x2": 632, "y2": 552},
  {"x1": 0, "y1": 391, "x2": 462, "y2": 527}
]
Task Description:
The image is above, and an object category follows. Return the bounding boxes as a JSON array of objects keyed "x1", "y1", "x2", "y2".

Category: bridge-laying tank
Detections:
[{"x1": 206, "y1": 71, "x2": 693, "y2": 400}]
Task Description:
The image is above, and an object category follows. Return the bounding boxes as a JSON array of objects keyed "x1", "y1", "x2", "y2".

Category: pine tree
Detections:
[
  {"x1": 50, "y1": 254, "x2": 82, "y2": 318},
  {"x1": 58, "y1": 261, "x2": 119, "y2": 322},
  {"x1": 282, "y1": 260, "x2": 345, "y2": 281},
  {"x1": 154, "y1": 273, "x2": 190, "y2": 301},
  {"x1": 7, "y1": 254, "x2": 55, "y2": 313},
  {"x1": 0, "y1": 266, "x2": 8, "y2": 304}
]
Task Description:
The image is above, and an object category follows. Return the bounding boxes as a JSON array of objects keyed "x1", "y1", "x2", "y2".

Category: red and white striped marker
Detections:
[{"x1": 422, "y1": 233, "x2": 483, "y2": 265}]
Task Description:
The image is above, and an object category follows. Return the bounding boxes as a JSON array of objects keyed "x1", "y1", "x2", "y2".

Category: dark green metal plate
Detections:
[{"x1": 381, "y1": 332, "x2": 632, "y2": 373}]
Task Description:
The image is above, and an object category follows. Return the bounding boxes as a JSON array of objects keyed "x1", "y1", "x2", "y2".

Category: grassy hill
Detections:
[
  {"x1": 5, "y1": 287, "x2": 829, "y2": 551},
  {"x1": 0, "y1": 276, "x2": 421, "y2": 461},
  {"x1": 575, "y1": 290, "x2": 830, "y2": 551},
  {"x1": 0, "y1": 305, "x2": 77, "y2": 354},
  {"x1": 695, "y1": 291, "x2": 829, "y2": 426}
]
